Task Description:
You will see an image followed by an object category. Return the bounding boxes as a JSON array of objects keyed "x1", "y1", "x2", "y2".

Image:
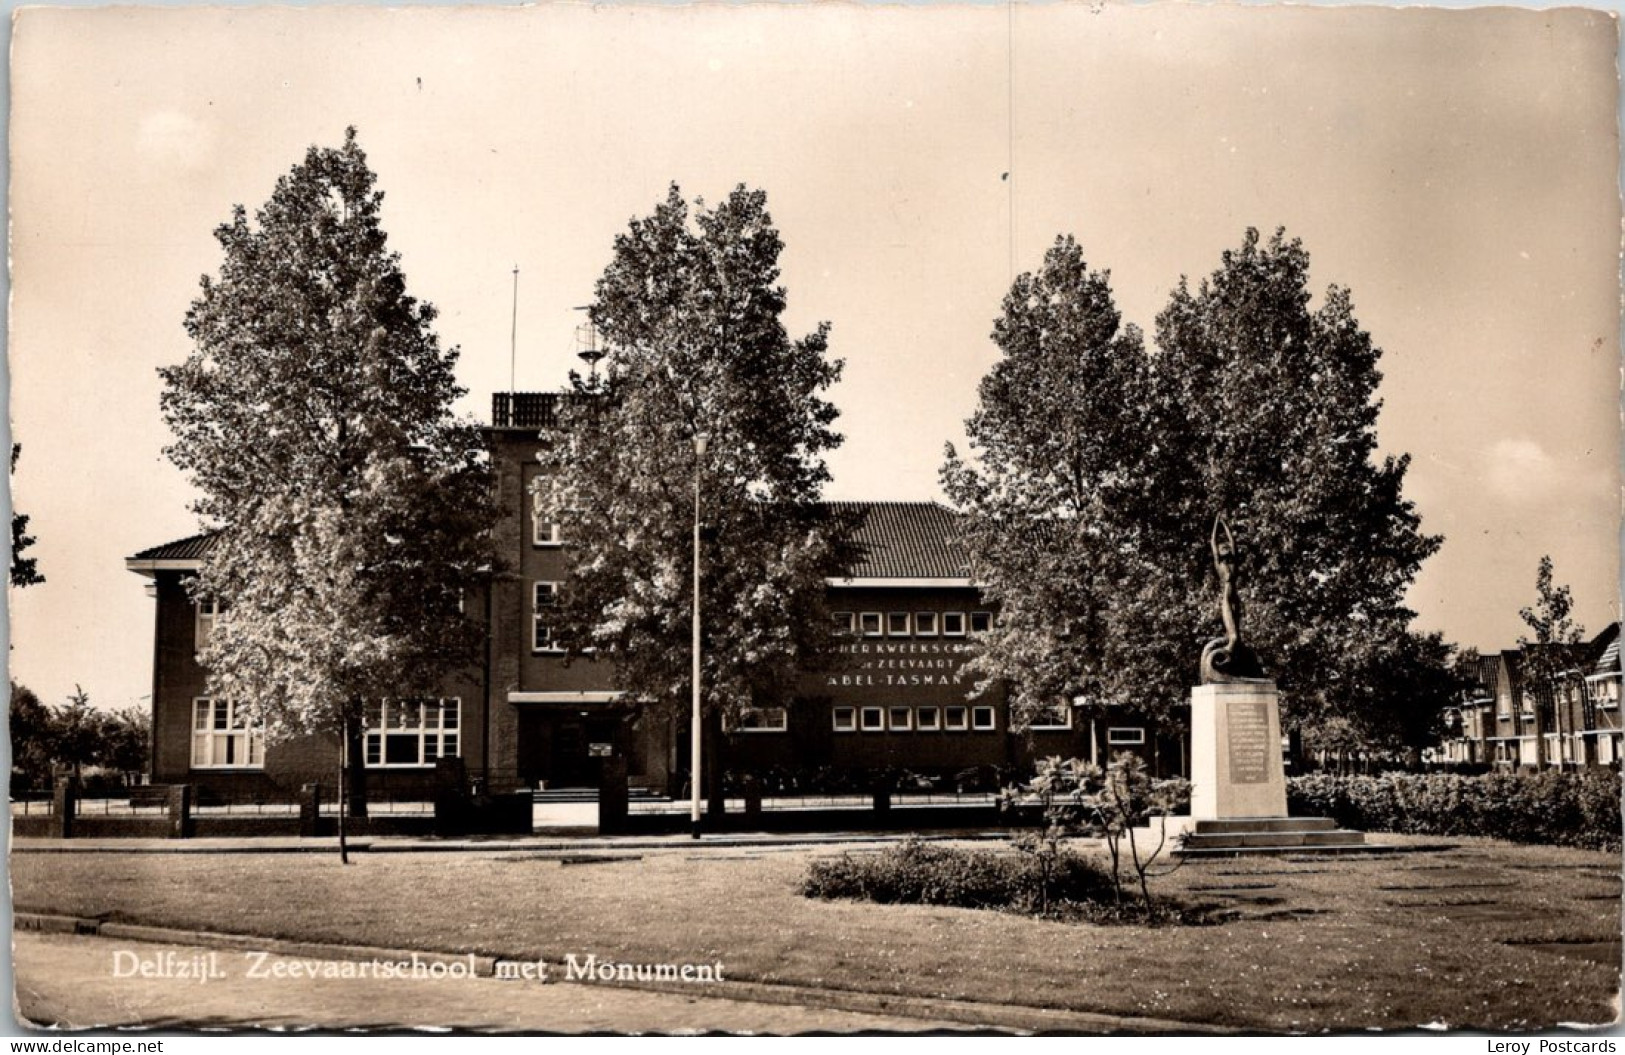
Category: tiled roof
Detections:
[
  {"x1": 827, "y1": 501, "x2": 968, "y2": 580},
  {"x1": 1590, "y1": 623, "x2": 1621, "y2": 678},
  {"x1": 1593, "y1": 639, "x2": 1620, "y2": 678},
  {"x1": 128, "y1": 502, "x2": 973, "y2": 582},
  {"x1": 129, "y1": 532, "x2": 219, "y2": 562},
  {"x1": 1471, "y1": 652, "x2": 1501, "y2": 696}
]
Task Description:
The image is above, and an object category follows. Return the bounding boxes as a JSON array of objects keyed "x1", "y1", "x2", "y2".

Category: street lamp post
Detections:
[{"x1": 691, "y1": 432, "x2": 708, "y2": 839}]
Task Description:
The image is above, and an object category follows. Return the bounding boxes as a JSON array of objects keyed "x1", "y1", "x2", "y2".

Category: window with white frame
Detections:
[
  {"x1": 364, "y1": 698, "x2": 461, "y2": 767},
  {"x1": 860, "y1": 707, "x2": 884, "y2": 732},
  {"x1": 914, "y1": 612, "x2": 938, "y2": 637},
  {"x1": 888, "y1": 706, "x2": 912, "y2": 731},
  {"x1": 1028, "y1": 701, "x2": 1073, "y2": 730},
  {"x1": 859, "y1": 612, "x2": 883, "y2": 637},
  {"x1": 969, "y1": 611, "x2": 992, "y2": 634},
  {"x1": 942, "y1": 612, "x2": 967, "y2": 636},
  {"x1": 1107, "y1": 727, "x2": 1146, "y2": 746},
  {"x1": 944, "y1": 706, "x2": 969, "y2": 731},
  {"x1": 832, "y1": 707, "x2": 857, "y2": 732},
  {"x1": 195, "y1": 600, "x2": 222, "y2": 652},
  {"x1": 971, "y1": 706, "x2": 996, "y2": 731},
  {"x1": 917, "y1": 706, "x2": 941, "y2": 731},
  {"x1": 735, "y1": 706, "x2": 788, "y2": 733},
  {"x1": 832, "y1": 612, "x2": 855, "y2": 634},
  {"x1": 191, "y1": 698, "x2": 263, "y2": 769},
  {"x1": 531, "y1": 492, "x2": 562, "y2": 547},
  {"x1": 533, "y1": 581, "x2": 562, "y2": 652},
  {"x1": 887, "y1": 612, "x2": 911, "y2": 637}
]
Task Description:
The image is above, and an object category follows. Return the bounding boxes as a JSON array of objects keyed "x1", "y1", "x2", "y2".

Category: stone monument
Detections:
[
  {"x1": 1190, "y1": 515, "x2": 1288, "y2": 819},
  {"x1": 1180, "y1": 515, "x2": 1364, "y2": 854}
]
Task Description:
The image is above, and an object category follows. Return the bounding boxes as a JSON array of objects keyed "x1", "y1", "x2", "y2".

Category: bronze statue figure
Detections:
[{"x1": 1200, "y1": 514, "x2": 1268, "y2": 684}]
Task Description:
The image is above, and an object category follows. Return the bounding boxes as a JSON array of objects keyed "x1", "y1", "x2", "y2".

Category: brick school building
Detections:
[{"x1": 127, "y1": 393, "x2": 1183, "y2": 805}]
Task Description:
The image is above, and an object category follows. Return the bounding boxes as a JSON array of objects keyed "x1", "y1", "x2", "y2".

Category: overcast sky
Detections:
[{"x1": 7, "y1": 3, "x2": 1620, "y2": 711}]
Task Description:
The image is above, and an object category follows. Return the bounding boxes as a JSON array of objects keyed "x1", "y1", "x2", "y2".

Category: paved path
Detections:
[
  {"x1": 14, "y1": 931, "x2": 967, "y2": 1034},
  {"x1": 10, "y1": 829, "x2": 1011, "y2": 854}
]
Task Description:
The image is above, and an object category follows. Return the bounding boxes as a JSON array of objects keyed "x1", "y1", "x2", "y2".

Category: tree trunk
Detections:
[
  {"x1": 1532, "y1": 685, "x2": 1547, "y2": 769},
  {"x1": 338, "y1": 727, "x2": 350, "y2": 866}
]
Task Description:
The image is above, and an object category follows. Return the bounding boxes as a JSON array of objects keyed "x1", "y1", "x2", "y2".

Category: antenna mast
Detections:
[
  {"x1": 574, "y1": 305, "x2": 605, "y2": 386},
  {"x1": 510, "y1": 265, "x2": 520, "y2": 394}
]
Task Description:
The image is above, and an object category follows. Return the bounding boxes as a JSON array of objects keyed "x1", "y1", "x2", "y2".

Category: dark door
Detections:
[
  {"x1": 516, "y1": 710, "x2": 553, "y2": 789},
  {"x1": 551, "y1": 721, "x2": 591, "y2": 786}
]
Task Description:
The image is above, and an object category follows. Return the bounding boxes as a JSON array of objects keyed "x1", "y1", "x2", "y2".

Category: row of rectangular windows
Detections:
[
  {"x1": 530, "y1": 593, "x2": 1001, "y2": 654},
  {"x1": 727, "y1": 705, "x2": 1003, "y2": 733},
  {"x1": 833, "y1": 611, "x2": 991, "y2": 638},
  {"x1": 830, "y1": 707, "x2": 1142, "y2": 742},
  {"x1": 652, "y1": 705, "x2": 1128, "y2": 738},
  {"x1": 191, "y1": 693, "x2": 1146, "y2": 767},
  {"x1": 837, "y1": 705, "x2": 999, "y2": 732},
  {"x1": 190, "y1": 698, "x2": 462, "y2": 771},
  {"x1": 740, "y1": 706, "x2": 1139, "y2": 739},
  {"x1": 1495, "y1": 679, "x2": 1623, "y2": 717},
  {"x1": 200, "y1": 591, "x2": 990, "y2": 658}
]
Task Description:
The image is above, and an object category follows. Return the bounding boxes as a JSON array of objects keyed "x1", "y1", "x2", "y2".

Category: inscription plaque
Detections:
[{"x1": 1226, "y1": 701, "x2": 1271, "y2": 784}]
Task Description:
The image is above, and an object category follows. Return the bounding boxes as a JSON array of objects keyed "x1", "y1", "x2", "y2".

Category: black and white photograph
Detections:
[{"x1": 6, "y1": 0, "x2": 1621, "y2": 1040}]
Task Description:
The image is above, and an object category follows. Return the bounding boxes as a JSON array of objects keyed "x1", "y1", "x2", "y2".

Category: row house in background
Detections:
[
  {"x1": 1438, "y1": 651, "x2": 1501, "y2": 766},
  {"x1": 1443, "y1": 623, "x2": 1622, "y2": 769},
  {"x1": 126, "y1": 392, "x2": 1185, "y2": 805}
]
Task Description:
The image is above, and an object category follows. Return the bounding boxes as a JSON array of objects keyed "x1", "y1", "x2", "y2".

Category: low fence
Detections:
[
  {"x1": 605, "y1": 773, "x2": 1006, "y2": 834},
  {"x1": 627, "y1": 791, "x2": 998, "y2": 814},
  {"x1": 16, "y1": 780, "x2": 1016, "y2": 840},
  {"x1": 12, "y1": 782, "x2": 529, "y2": 840}
]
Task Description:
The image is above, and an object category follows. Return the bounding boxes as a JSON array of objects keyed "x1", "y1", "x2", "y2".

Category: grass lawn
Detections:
[{"x1": 11, "y1": 836, "x2": 1619, "y2": 1032}]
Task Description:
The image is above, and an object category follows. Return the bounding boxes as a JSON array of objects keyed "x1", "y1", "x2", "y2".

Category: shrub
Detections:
[
  {"x1": 1001, "y1": 754, "x2": 1189, "y2": 912},
  {"x1": 801, "y1": 838, "x2": 1118, "y2": 916},
  {"x1": 1286, "y1": 769, "x2": 1620, "y2": 851}
]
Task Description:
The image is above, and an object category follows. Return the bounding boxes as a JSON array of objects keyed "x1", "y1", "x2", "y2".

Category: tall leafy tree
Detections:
[
  {"x1": 10, "y1": 444, "x2": 43, "y2": 588},
  {"x1": 1154, "y1": 229, "x2": 1444, "y2": 743},
  {"x1": 10, "y1": 680, "x2": 53, "y2": 789},
  {"x1": 159, "y1": 129, "x2": 495, "y2": 858},
  {"x1": 49, "y1": 686, "x2": 105, "y2": 785},
  {"x1": 1517, "y1": 555, "x2": 1586, "y2": 767},
  {"x1": 942, "y1": 236, "x2": 1175, "y2": 729},
  {"x1": 101, "y1": 706, "x2": 153, "y2": 784},
  {"x1": 947, "y1": 229, "x2": 1445, "y2": 749},
  {"x1": 534, "y1": 185, "x2": 853, "y2": 792}
]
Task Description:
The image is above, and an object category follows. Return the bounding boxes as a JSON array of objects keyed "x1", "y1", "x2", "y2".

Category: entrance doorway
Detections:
[{"x1": 516, "y1": 709, "x2": 624, "y2": 789}]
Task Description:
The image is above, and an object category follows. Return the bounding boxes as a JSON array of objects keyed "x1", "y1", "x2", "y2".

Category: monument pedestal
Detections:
[
  {"x1": 1190, "y1": 681, "x2": 1288, "y2": 819},
  {"x1": 1182, "y1": 680, "x2": 1365, "y2": 855}
]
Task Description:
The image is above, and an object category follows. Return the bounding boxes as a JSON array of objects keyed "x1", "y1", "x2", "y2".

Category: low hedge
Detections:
[
  {"x1": 1287, "y1": 769, "x2": 1621, "y2": 852},
  {"x1": 802, "y1": 838, "x2": 1115, "y2": 913}
]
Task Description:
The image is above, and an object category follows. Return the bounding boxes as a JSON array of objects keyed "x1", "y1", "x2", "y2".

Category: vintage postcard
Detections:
[{"x1": 7, "y1": 2, "x2": 1620, "y2": 1040}]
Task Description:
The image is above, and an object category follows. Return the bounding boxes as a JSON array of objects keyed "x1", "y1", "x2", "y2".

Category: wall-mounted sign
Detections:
[
  {"x1": 822, "y1": 641, "x2": 972, "y2": 691},
  {"x1": 587, "y1": 742, "x2": 614, "y2": 757}
]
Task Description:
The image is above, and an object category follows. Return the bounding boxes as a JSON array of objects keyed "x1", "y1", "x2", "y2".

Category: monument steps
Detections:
[
  {"x1": 1187, "y1": 816, "x2": 1338, "y2": 835},
  {"x1": 1176, "y1": 817, "x2": 1367, "y2": 856}
]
